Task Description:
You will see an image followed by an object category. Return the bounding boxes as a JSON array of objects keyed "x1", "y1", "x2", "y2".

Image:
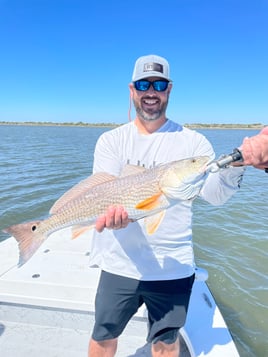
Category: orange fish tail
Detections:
[{"x1": 3, "y1": 221, "x2": 46, "y2": 266}]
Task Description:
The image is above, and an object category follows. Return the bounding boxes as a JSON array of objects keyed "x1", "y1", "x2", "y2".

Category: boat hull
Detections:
[{"x1": 0, "y1": 228, "x2": 239, "y2": 356}]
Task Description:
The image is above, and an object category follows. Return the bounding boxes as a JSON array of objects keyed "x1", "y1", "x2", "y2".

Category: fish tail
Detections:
[{"x1": 3, "y1": 221, "x2": 46, "y2": 266}]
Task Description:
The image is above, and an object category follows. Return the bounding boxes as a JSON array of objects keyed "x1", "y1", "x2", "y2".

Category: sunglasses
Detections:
[{"x1": 133, "y1": 80, "x2": 169, "y2": 92}]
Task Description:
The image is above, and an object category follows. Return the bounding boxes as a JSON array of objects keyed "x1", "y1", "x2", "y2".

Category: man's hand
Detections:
[
  {"x1": 241, "y1": 127, "x2": 268, "y2": 169},
  {"x1": 95, "y1": 205, "x2": 130, "y2": 233}
]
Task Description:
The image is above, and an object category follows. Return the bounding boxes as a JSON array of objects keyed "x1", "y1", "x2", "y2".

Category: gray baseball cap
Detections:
[{"x1": 132, "y1": 55, "x2": 171, "y2": 82}]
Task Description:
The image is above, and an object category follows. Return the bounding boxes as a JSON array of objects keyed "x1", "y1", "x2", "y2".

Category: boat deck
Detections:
[{"x1": 0, "y1": 228, "x2": 239, "y2": 356}]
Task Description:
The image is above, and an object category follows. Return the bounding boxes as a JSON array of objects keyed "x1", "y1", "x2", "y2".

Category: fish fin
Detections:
[
  {"x1": 135, "y1": 193, "x2": 163, "y2": 210},
  {"x1": 71, "y1": 225, "x2": 94, "y2": 239},
  {"x1": 50, "y1": 172, "x2": 116, "y2": 214},
  {"x1": 120, "y1": 164, "x2": 146, "y2": 177},
  {"x1": 144, "y1": 211, "x2": 166, "y2": 235},
  {"x1": 3, "y1": 221, "x2": 46, "y2": 266}
]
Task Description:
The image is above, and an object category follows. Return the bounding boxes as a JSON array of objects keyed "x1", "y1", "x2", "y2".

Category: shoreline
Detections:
[{"x1": 0, "y1": 121, "x2": 266, "y2": 130}]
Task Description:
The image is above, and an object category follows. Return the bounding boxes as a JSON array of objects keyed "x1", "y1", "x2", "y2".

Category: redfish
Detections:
[{"x1": 3, "y1": 156, "x2": 210, "y2": 266}]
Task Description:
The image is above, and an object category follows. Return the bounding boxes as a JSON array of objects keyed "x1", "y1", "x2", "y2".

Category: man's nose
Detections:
[{"x1": 147, "y1": 84, "x2": 156, "y2": 93}]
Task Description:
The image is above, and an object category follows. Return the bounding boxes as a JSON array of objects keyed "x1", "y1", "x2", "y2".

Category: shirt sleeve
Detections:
[
  {"x1": 93, "y1": 130, "x2": 123, "y2": 176},
  {"x1": 191, "y1": 130, "x2": 246, "y2": 205},
  {"x1": 200, "y1": 166, "x2": 246, "y2": 205}
]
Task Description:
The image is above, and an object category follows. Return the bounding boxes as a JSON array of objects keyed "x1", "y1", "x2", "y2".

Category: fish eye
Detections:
[
  {"x1": 31, "y1": 225, "x2": 37, "y2": 232},
  {"x1": 192, "y1": 159, "x2": 196, "y2": 163}
]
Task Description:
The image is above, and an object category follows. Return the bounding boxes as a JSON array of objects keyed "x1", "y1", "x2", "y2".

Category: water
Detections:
[{"x1": 0, "y1": 125, "x2": 267, "y2": 356}]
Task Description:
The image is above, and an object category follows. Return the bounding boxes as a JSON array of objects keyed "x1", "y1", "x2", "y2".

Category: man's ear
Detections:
[
  {"x1": 129, "y1": 83, "x2": 134, "y2": 98},
  {"x1": 167, "y1": 82, "x2": 173, "y2": 95}
]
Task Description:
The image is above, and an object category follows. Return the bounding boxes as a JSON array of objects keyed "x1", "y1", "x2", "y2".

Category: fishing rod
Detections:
[
  {"x1": 208, "y1": 148, "x2": 268, "y2": 173},
  {"x1": 206, "y1": 148, "x2": 243, "y2": 173}
]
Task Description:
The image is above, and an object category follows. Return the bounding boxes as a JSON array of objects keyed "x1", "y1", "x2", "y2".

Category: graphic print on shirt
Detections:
[{"x1": 126, "y1": 159, "x2": 157, "y2": 169}]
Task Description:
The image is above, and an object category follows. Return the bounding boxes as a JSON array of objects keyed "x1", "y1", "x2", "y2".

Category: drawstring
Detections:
[{"x1": 128, "y1": 93, "x2": 132, "y2": 122}]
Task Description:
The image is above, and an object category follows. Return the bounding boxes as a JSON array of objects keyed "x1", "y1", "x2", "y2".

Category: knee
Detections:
[
  {"x1": 151, "y1": 339, "x2": 179, "y2": 356},
  {"x1": 88, "y1": 337, "x2": 118, "y2": 357}
]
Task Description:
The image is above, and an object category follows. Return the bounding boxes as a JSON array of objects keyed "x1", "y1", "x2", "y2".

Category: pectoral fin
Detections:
[
  {"x1": 135, "y1": 193, "x2": 162, "y2": 210},
  {"x1": 144, "y1": 211, "x2": 166, "y2": 235}
]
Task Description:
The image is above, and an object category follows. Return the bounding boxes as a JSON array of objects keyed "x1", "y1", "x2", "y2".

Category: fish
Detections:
[{"x1": 3, "y1": 156, "x2": 210, "y2": 266}]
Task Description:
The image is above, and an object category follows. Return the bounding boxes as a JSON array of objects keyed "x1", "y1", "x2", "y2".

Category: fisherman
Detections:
[{"x1": 87, "y1": 54, "x2": 257, "y2": 357}]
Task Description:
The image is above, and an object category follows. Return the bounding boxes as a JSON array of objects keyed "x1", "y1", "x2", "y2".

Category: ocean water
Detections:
[{"x1": 0, "y1": 125, "x2": 267, "y2": 356}]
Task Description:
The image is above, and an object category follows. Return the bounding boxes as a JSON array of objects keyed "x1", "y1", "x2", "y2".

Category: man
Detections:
[
  {"x1": 240, "y1": 127, "x2": 268, "y2": 170},
  {"x1": 88, "y1": 55, "x2": 246, "y2": 357}
]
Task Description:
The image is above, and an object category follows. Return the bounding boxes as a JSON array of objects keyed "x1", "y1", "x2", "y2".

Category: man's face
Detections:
[{"x1": 129, "y1": 77, "x2": 172, "y2": 122}]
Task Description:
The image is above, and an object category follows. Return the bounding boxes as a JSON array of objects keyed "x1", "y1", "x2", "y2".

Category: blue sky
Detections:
[{"x1": 0, "y1": 0, "x2": 267, "y2": 125}]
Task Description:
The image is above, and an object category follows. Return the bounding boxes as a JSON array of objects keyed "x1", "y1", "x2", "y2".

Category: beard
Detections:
[{"x1": 133, "y1": 95, "x2": 169, "y2": 122}]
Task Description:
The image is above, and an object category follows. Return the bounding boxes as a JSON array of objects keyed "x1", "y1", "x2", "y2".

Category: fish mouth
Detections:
[{"x1": 200, "y1": 158, "x2": 215, "y2": 173}]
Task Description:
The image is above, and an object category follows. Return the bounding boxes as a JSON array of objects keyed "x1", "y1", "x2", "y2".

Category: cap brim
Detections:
[{"x1": 132, "y1": 72, "x2": 171, "y2": 82}]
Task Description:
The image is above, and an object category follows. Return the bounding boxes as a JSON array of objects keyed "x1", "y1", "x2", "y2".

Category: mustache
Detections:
[{"x1": 141, "y1": 95, "x2": 160, "y2": 100}]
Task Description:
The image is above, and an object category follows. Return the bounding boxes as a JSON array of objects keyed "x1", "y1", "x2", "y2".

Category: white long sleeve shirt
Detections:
[{"x1": 89, "y1": 120, "x2": 245, "y2": 280}]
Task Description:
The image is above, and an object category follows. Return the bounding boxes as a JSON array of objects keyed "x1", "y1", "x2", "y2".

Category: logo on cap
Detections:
[{"x1": 143, "y1": 62, "x2": 163, "y2": 73}]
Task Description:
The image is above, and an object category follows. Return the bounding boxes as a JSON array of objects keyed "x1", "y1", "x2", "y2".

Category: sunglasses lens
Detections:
[
  {"x1": 153, "y1": 81, "x2": 169, "y2": 91},
  {"x1": 134, "y1": 80, "x2": 169, "y2": 92},
  {"x1": 134, "y1": 80, "x2": 150, "y2": 91}
]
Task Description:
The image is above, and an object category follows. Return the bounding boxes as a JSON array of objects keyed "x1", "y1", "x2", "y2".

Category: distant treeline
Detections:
[
  {"x1": 184, "y1": 123, "x2": 265, "y2": 129},
  {"x1": 0, "y1": 121, "x2": 118, "y2": 127},
  {"x1": 0, "y1": 121, "x2": 266, "y2": 129}
]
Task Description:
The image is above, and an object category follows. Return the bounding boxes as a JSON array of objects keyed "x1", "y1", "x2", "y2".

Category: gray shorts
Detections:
[{"x1": 92, "y1": 271, "x2": 195, "y2": 344}]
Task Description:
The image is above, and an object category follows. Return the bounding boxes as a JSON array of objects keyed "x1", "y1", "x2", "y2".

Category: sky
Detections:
[{"x1": 0, "y1": 0, "x2": 267, "y2": 125}]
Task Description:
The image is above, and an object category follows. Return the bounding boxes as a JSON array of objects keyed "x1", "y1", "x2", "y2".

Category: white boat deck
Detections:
[{"x1": 0, "y1": 228, "x2": 240, "y2": 356}]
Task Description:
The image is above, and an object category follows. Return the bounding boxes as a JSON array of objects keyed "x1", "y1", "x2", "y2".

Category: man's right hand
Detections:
[{"x1": 95, "y1": 205, "x2": 130, "y2": 233}]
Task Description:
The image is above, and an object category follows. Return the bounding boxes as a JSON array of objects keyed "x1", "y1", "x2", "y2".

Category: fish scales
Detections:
[{"x1": 44, "y1": 166, "x2": 165, "y2": 232}]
